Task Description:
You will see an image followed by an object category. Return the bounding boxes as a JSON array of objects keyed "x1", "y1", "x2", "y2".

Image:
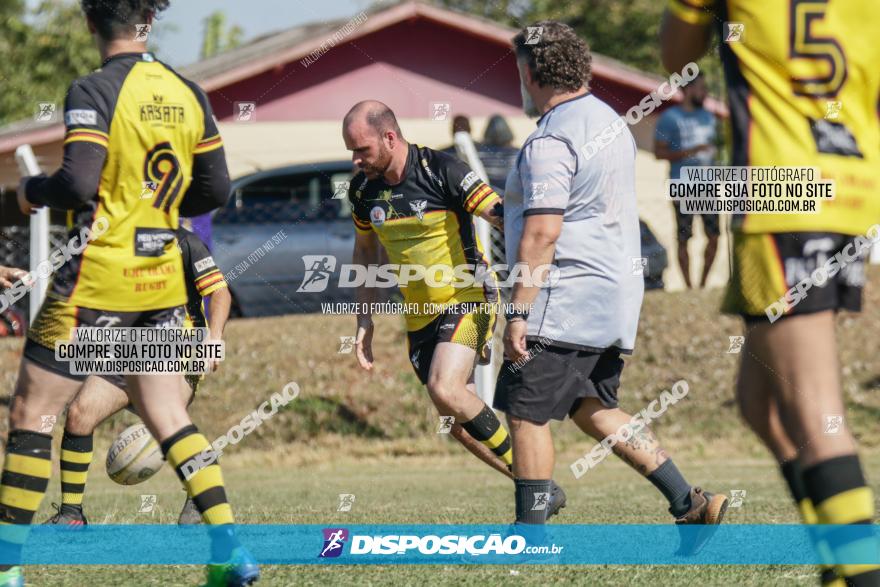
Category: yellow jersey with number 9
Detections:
[
  {"x1": 51, "y1": 52, "x2": 223, "y2": 311},
  {"x1": 670, "y1": 0, "x2": 880, "y2": 235}
]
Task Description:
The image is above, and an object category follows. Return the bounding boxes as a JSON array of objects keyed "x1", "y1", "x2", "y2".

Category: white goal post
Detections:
[
  {"x1": 453, "y1": 130, "x2": 501, "y2": 406},
  {"x1": 14, "y1": 144, "x2": 49, "y2": 323}
]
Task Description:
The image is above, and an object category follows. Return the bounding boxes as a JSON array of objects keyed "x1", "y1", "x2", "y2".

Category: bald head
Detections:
[
  {"x1": 343, "y1": 100, "x2": 403, "y2": 139},
  {"x1": 342, "y1": 100, "x2": 407, "y2": 181}
]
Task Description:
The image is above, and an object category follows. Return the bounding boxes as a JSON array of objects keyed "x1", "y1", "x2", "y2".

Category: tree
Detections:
[
  {"x1": 200, "y1": 11, "x2": 243, "y2": 60},
  {"x1": 432, "y1": 0, "x2": 724, "y2": 95},
  {"x1": 0, "y1": 1, "x2": 98, "y2": 126}
]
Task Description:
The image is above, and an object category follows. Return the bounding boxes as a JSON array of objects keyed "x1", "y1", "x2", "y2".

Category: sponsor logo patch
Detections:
[
  {"x1": 134, "y1": 228, "x2": 176, "y2": 257},
  {"x1": 460, "y1": 171, "x2": 479, "y2": 192},
  {"x1": 194, "y1": 257, "x2": 216, "y2": 272},
  {"x1": 65, "y1": 109, "x2": 98, "y2": 126}
]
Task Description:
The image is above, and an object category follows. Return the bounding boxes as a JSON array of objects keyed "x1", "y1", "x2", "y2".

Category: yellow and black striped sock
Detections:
[
  {"x1": 803, "y1": 455, "x2": 880, "y2": 586},
  {"x1": 60, "y1": 431, "x2": 92, "y2": 507},
  {"x1": 0, "y1": 430, "x2": 52, "y2": 567},
  {"x1": 461, "y1": 405, "x2": 513, "y2": 468},
  {"x1": 780, "y1": 460, "x2": 842, "y2": 586},
  {"x1": 161, "y1": 425, "x2": 239, "y2": 562}
]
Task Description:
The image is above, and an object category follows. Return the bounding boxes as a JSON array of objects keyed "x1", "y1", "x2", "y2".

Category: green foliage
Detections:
[
  {"x1": 433, "y1": 0, "x2": 725, "y2": 97},
  {"x1": 0, "y1": 1, "x2": 98, "y2": 126},
  {"x1": 200, "y1": 10, "x2": 243, "y2": 60}
]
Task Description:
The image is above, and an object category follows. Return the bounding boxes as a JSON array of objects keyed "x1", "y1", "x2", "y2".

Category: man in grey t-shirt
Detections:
[{"x1": 496, "y1": 21, "x2": 728, "y2": 540}]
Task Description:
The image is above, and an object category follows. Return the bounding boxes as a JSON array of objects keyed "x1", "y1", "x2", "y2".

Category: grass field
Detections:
[
  {"x1": 0, "y1": 269, "x2": 878, "y2": 585},
  {"x1": 23, "y1": 449, "x2": 879, "y2": 586}
]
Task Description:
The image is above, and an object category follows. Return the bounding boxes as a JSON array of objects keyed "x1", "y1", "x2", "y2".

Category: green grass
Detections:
[
  {"x1": 0, "y1": 269, "x2": 877, "y2": 585},
  {"x1": 21, "y1": 448, "x2": 880, "y2": 586}
]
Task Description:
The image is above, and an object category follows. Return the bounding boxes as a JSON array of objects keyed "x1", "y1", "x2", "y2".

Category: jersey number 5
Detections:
[
  {"x1": 144, "y1": 142, "x2": 183, "y2": 213},
  {"x1": 789, "y1": 0, "x2": 847, "y2": 98}
]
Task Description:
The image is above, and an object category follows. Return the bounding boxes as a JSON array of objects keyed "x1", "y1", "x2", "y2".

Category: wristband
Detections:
[{"x1": 504, "y1": 310, "x2": 529, "y2": 322}]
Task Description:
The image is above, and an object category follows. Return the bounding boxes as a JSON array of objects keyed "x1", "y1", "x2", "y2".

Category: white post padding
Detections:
[
  {"x1": 15, "y1": 144, "x2": 49, "y2": 324},
  {"x1": 453, "y1": 131, "x2": 499, "y2": 406}
]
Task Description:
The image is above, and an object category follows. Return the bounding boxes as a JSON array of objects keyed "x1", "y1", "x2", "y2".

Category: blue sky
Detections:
[{"x1": 31, "y1": 0, "x2": 370, "y2": 66}]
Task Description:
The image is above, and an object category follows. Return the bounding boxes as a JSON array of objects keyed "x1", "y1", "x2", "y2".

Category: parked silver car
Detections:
[{"x1": 212, "y1": 161, "x2": 357, "y2": 316}]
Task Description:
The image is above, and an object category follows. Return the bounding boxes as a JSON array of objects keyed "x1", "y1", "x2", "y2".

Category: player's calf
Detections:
[{"x1": 50, "y1": 430, "x2": 93, "y2": 523}]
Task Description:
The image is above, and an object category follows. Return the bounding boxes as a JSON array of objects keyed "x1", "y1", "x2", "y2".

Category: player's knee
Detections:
[
  {"x1": 7, "y1": 397, "x2": 31, "y2": 431},
  {"x1": 65, "y1": 400, "x2": 97, "y2": 436},
  {"x1": 426, "y1": 377, "x2": 463, "y2": 409}
]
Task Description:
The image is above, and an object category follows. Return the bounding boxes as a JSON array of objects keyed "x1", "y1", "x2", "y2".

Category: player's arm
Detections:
[
  {"x1": 505, "y1": 138, "x2": 573, "y2": 361},
  {"x1": 205, "y1": 287, "x2": 231, "y2": 369},
  {"x1": 351, "y1": 222, "x2": 379, "y2": 371},
  {"x1": 349, "y1": 184, "x2": 380, "y2": 371},
  {"x1": 442, "y1": 157, "x2": 503, "y2": 228},
  {"x1": 655, "y1": 140, "x2": 710, "y2": 161},
  {"x1": 184, "y1": 232, "x2": 229, "y2": 370},
  {"x1": 20, "y1": 80, "x2": 108, "y2": 212},
  {"x1": 660, "y1": 0, "x2": 717, "y2": 73},
  {"x1": 178, "y1": 83, "x2": 230, "y2": 217}
]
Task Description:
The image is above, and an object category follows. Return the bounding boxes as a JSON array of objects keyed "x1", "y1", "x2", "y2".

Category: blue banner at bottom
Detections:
[{"x1": 1, "y1": 524, "x2": 879, "y2": 565}]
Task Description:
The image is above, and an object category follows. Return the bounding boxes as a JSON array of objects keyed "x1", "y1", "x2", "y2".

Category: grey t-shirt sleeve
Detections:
[{"x1": 519, "y1": 136, "x2": 576, "y2": 216}]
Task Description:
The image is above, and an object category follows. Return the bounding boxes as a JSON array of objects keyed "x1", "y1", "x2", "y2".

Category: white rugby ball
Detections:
[{"x1": 106, "y1": 423, "x2": 165, "y2": 485}]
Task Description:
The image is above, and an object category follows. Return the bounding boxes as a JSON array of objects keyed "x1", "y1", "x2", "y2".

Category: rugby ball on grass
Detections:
[{"x1": 106, "y1": 423, "x2": 164, "y2": 485}]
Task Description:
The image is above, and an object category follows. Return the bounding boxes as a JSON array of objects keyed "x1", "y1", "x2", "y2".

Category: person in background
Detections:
[
  {"x1": 478, "y1": 114, "x2": 519, "y2": 195},
  {"x1": 654, "y1": 73, "x2": 720, "y2": 289},
  {"x1": 441, "y1": 114, "x2": 474, "y2": 155}
]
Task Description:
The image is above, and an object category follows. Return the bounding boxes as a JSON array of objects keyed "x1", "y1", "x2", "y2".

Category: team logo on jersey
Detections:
[
  {"x1": 139, "y1": 93, "x2": 184, "y2": 125},
  {"x1": 319, "y1": 528, "x2": 349, "y2": 558},
  {"x1": 409, "y1": 199, "x2": 427, "y2": 221},
  {"x1": 370, "y1": 206, "x2": 386, "y2": 226}
]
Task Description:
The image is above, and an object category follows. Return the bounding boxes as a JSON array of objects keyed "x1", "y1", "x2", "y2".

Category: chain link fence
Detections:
[{"x1": 0, "y1": 223, "x2": 69, "y2": 324}]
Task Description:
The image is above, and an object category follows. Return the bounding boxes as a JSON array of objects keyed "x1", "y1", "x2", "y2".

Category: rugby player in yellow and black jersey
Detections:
[
  {"x1": 662, "y1": 1, "x2": 880, "y2": 585},
  {"x1": 42, "y1": 227, "x2": 231, "y2": 528},
  {"x1": 342, "y1": 101, "x2": 565, "y2": 515},
  {"x1": 4, "y1": 2, "x2": 257, "y2": 586}
]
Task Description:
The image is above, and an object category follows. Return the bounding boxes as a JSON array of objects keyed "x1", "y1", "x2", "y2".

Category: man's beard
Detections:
[
  {"x1": 363, "y1": 146, "x2": 392, "y2": 178},
  {"x1": 520, "y1": 81, "x2": 540, "y2": 118},
  {"x1": 690, "y1": 95, "x2": 705, "y2": 108}
]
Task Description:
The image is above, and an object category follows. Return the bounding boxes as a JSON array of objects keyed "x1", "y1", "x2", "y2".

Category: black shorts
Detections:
[
  {"x1": 493, "y1": 341, "x2": 625, "y2": 425},
  {"x1": 721, "y1": 232, "x2": 865, "y2": 321},
  {"x1": 24, "y1": 297, "x2": 186, "y2": 381},
  {"x1": 674, "y1": 203, "x2": 720, "y2": 241},
  {"x1": 406, "y1": 303, "x2": 496, "y2": 385}
]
